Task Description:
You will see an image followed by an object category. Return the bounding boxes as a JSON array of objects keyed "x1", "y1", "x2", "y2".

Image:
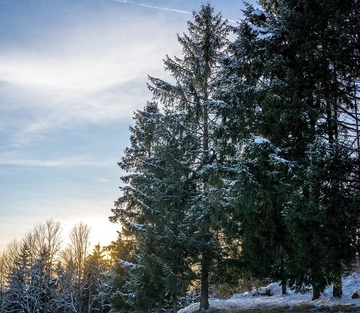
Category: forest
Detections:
[{"x1": 1, "y1": 0, "x2": 360, "y2": 312}]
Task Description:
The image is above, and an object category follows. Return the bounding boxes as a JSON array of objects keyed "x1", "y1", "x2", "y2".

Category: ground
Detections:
[{"x1": 180, "y1": 273, "x2": 360, "y2": 313}]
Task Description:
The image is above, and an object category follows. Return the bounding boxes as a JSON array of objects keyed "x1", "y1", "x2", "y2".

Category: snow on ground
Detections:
[{"x1": 180, "y1": 273, "x2": 360, "y2": 312}]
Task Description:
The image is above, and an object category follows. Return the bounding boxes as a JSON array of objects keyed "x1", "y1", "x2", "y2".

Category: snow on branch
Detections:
[{"x1": 253, "y1": 135, "x2": 271, "y2": 145}]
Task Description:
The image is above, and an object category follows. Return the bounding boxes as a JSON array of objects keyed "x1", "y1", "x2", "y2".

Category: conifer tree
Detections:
[
  {"x1": 220, "y1": 0, "x2": 360, "y2": 300},
  {"x1": 4, "y1": 241, "x2": 32, "y2": 313},
  {"x1": 110, "y1": 102, "x2": 167, "y2": 311},
  {"x1": 111, "y1": 4, "x2": 229, "y2": 311},
  {"x1": 83, "y1": 244, "x2": 111, "y2": 313},
  {"x1": 110, "y1": 101, "x2": 196, "y2": 312},
  {"x1": 275, "y1": 0, "x2": 360, "y2": 298},
  {"x1": 106, "y1": 233, "x2": 136, "y2": 312},
  {"x1": 147, "y1": 4, "x2": 229, "y2": 309},
  {"x1": 217, "y1": 2, "x2": 295, "y2": 293}
]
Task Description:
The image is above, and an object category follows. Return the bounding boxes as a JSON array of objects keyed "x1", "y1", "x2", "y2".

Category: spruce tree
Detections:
[
  {"x1": 4, "y1": 242, "x2": 32, "y2": 313},
  {"x1": 110, "y1": 102, "x2": 196, "y2": 311},
  {"x1": 219, "y1": 0, "x2": 360, "y2": 299},
  {"x1": 83, "y1": 244, "x2": 111, "y2": 313},
  {"x1": 144, "y1": 110, "x2": 198, "y2": 313},
  {"x1": 147, "y1": 4, "x2": 229, "y2": 309},
  {"x1": 106, "y1": 233, "x2": 137, "y2": 312},
  {"x1": 110, "y1": 102, "x2": 166, "y2": 311},
  {"x1": 217, "y1": 2, "x2": 295, "y2": 293},
  {"x1": 276, "y1": 0, "x2": 360, "y2": 298}
]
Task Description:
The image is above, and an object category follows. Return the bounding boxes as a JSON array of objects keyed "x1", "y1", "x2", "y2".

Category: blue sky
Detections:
[{"x1": 0, "y1": 0, "x2": 255, "y2": 250}]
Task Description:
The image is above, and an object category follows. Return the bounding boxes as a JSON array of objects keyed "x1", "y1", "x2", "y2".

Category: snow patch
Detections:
[
  {"x1": 257, "y1": 33, "x2": 274, "y2": 40},
  {"x1": 249, "y1": 24, "x2": 267, "y2": 33},
  {"x1": 179, "y1": 274, "x2": 360, "y2": 313},
  {"x1": 253, "y1": 135, "x2": 270, "y2": 145},
  {"x1": 252, "y1": 9, "x2": 266, "y2": 17}
]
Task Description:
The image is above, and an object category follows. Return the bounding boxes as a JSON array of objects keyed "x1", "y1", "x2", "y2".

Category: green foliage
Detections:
[
  {"x1": 216, "y1": 0, "x2": 360, "y2": 300},
  {"x1": 107, "y1": 0, "x2": 360, "y2": 308}
]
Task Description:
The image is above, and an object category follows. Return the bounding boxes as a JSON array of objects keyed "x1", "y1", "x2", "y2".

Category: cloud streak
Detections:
[
  {"x1": 113, "y1": 0, "x2": 191, "y2": 15},
  {"x1": 0, "y1": 0, "x2": 250, "y2": 253},
  {"x1": 138, "y1": 3, "x2": 191, "y2": 14},
  {"x1": 0, "y1": 3, "x2": 186, "y2": 147},
  {"x1": 0, "y1": 155, "x2": 112, "y2": 168},
  {"x1": 112, "y1": 0, "x2": 238, "y2": 23}
]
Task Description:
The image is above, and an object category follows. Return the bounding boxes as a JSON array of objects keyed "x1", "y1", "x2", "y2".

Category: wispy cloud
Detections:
[
  {"x1": 0, "y1": 155, "x2": 112, "y2": 168},
  {"x1": 0, "y1": 4, "x2": 185, "y2": 147},
  {"x1": 96, "y1": 178, "x2": 119, "y2": 184},
  {"x1": 113, "y1": 0, "x2": 191, "y2": 14},
  {"x1": 112, "y1": 0, "x2": 238, "y2": 23},
  {"x1": 138, "y1": 3, "x2": 191, "y2": 14}
]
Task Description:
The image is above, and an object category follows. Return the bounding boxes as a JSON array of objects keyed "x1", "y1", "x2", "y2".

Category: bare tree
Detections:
[
  {"x1": 33, "y1": 218, "x2": 62, "y2": 273},
  {"x1": 59, "y1": 222, "x2": 91, "y2": 313},
  {"x1": 0, "y1": 250, "x2": 10, "y2": 311}
]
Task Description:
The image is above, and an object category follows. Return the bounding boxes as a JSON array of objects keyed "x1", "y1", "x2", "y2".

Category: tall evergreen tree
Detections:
[
  {"x1": 219, "y1": 0, "x2": 360, "y2": 300},
  {"x1": 147, "y1": 4, "x2": 229, "y2": 309},
  {"x1": 110, "y1": 102, "x2": 167, "y2": 311},
  {"x1": 110, "y1": 101, "x2": 196, "y2": 312},
  {"x1": 276, "y1": 0, "x2": 360, "y2": 298},
  {"x1": 106, "y1": 233, "x2": 136, "y2": 312},
  {"x1": 216, "y1": 2, "x2": 295, "y2": 293}
]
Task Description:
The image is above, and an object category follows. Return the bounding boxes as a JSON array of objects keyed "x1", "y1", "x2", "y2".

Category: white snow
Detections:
[
  {"x1": 253, "y1": 135, "x2": 270, "y2": 145},
  {"x1": 257, "y1": 33, "x2": 274, "y2": 40},
  {"x1": 252, "y1": 9, "x2": 266, "y2": 17},
  {"x1": 249, "y1": 24, "x2": 267, "y2": 34},
  {"x1": 119, "y1": 260, "x2": 143, "y2": 269},
  {"x1": 271, "y1": 154, "x2": 289, "y2": 164},
  {"x1": 179, "y1": 273, "x2": 360, "y2": 312}
]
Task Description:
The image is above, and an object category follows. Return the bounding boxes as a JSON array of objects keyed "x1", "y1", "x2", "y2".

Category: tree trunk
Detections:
[
  {"x1": 281, "y1": 279, "x2": 287, "y2": 295},
  {"x1": 199, "y1": 254, "x2": 210, "y2": 311},
  {"x1": 311, "y1": 267, "x2": 325, "y2": 301},
  {"x1": 158, "y1": 289, "x2": 164, "y2": 313},
  {"x1": 312, "y1": 285, "x2": 321, "y2": 301},
  {"x1": 172, "y1": 293, "x2": 177, "y2": 313},
  {"x1": 333, "y1": 270, "x2": 342, "y2": 298},
  {"x1": 333, "y1": 285, "x2": 342, "y2": 298}
]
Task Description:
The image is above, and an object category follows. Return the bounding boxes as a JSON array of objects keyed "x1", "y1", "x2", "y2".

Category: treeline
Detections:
[
  {"x1": 0, "y1": 219, "x2": 113, "y2": 313},
  {"x1": 109, "y1": 0, "x2": 360, "y2": 312}
]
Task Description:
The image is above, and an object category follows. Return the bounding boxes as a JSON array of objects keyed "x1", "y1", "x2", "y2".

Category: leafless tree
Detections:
[{"x1": 59, "y1": 222, "x2": 91, "y2": 313}]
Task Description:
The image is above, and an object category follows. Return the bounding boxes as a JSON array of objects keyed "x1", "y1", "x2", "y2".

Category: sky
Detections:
[{"x1": 0, "y1": 0, "x2": 256, "y2": 251}]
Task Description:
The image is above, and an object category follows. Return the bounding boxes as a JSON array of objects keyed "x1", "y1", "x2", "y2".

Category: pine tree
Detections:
[
  {"x1": 83, "y1": 244, "x2": 111, "y2": 313},
  {"x1": 106, "y1": 233, "x2": 136, "y2": 312},
  {"x1": 143, "y1": 111, "x2": 198, "y2": 313},
  {"x1": 110, "y1": 102, "x2": 167, "y2": 311},
  {"x1": 4, "y1": 241, "x2": 33, "y2": 313},
  {"x1": 110, "y1": 5, "x2": 229, "y2": 311},
  {"x1": 219, "y1": 0, "x2": 360, "y2": 300},
  {"x1": 27, "y1": 248, "x2": 59, "y2": 313},
  {"x1": 216, "y1": 2, "x2": 295, "y2": 293},
  {"x1": 276, "y1": 0, "x2": 360, "y2": 298},
  {"x1": 147, "y1": 5, "x2": 229, "y2": 309},
  {"x1": 110, "y1": 101, "x2": 196, "y2": 312}
]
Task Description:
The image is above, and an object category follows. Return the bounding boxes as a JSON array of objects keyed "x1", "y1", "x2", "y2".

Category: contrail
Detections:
[
  {"x1": 138, "y1": 3, "x2": 191, "y2": 15},
  {"x1": 113, "y1": 0, "x2": 191, "y2": 15},
  {"x1": 113, "y1": 0, "x2": 237, "y2": 24}
]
